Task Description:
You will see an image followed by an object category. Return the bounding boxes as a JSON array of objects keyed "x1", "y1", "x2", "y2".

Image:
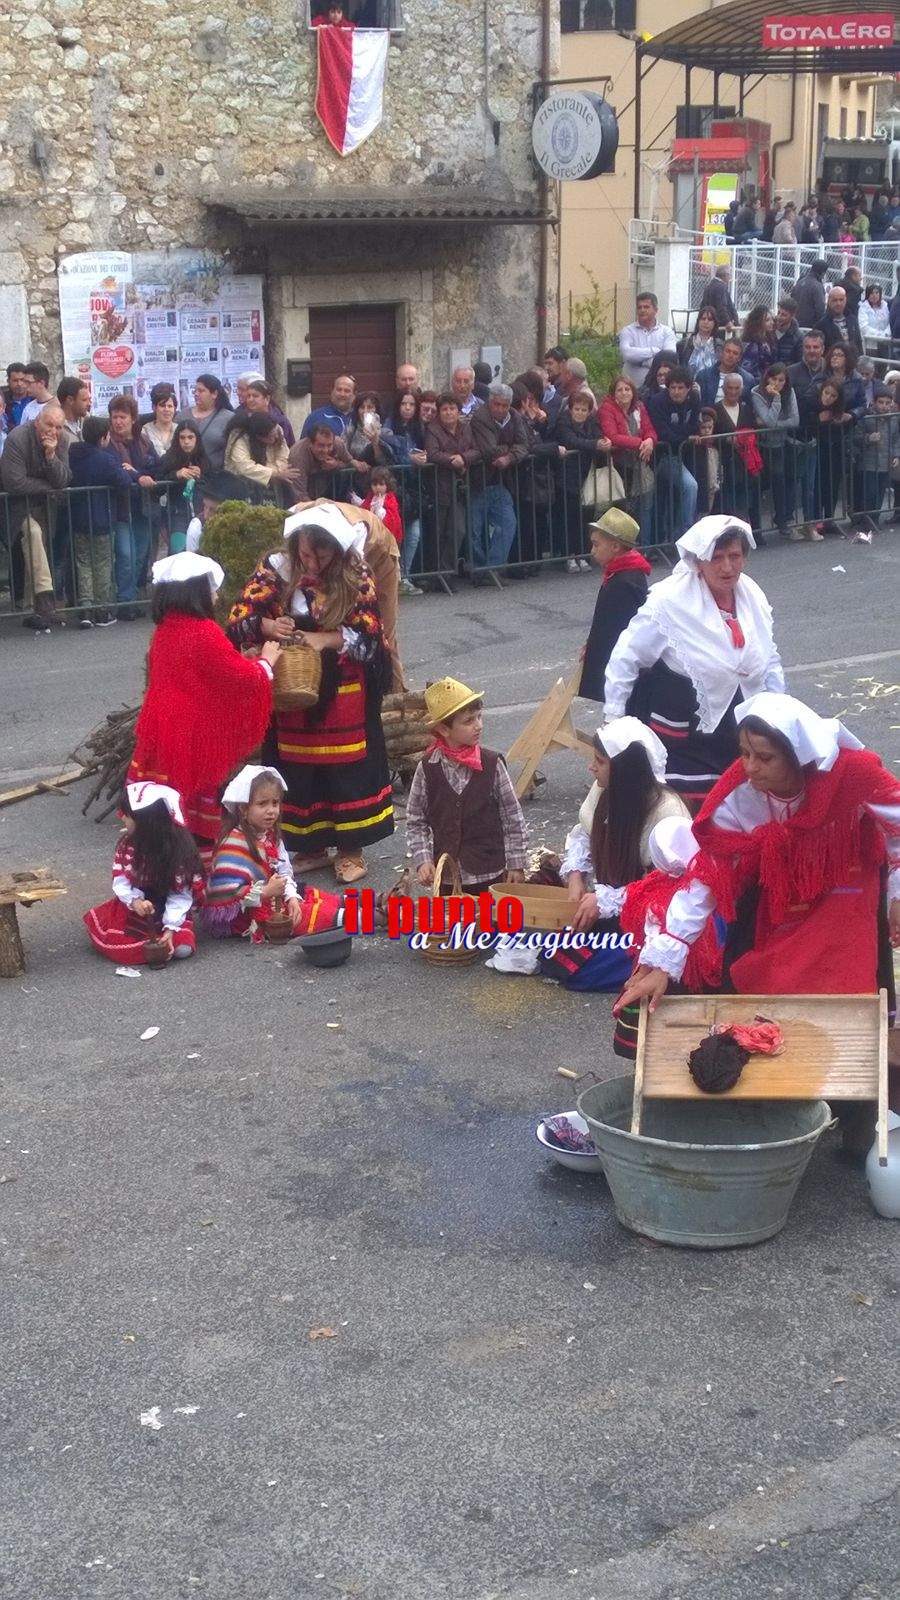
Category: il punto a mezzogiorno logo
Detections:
[{"x1": 343, "y1": 890, "x2": 634, "y2": 957}]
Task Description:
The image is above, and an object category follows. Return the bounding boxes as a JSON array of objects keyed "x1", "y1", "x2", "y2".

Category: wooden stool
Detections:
[
  {"x1": 631, "y1": 991, "x2": 890, "y2": 1164},
  {"x1": 0, "y1": 870, "x2": 67, "y2": 978}
]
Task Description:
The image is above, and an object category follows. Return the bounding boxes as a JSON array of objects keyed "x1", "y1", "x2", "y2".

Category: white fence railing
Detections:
[{"x1": 687, "y1": 240, "x2": 899, "y2": 316}]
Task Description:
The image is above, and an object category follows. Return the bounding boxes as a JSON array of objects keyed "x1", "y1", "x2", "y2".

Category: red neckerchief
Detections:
[
  {"x1": 718, "y1": 606, "x2": 745, "y2": 649},
  {"x1": 602, "y1": 550, "x2": 652, "y2": 586},
  {"x1": 428, "y1": 733, "x2": 483, "y2": 773},
  {"x1": 691, "y1": 748, "x2": 894, "y2": 926}
]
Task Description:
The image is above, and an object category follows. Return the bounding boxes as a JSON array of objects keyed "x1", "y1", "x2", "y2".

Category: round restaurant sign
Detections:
[{"x1": 532, "y1": 91, "x2": 618, "y2": 181}]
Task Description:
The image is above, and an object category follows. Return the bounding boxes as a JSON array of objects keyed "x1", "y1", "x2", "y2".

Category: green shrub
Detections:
[{"x1": 200, "y1": 500, "x2": 285, "y2": 620}]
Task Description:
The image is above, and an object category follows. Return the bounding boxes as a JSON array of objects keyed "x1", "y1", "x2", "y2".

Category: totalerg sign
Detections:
[{"x1": 762, "y1": 12, "x2": 894, "y2": 47}]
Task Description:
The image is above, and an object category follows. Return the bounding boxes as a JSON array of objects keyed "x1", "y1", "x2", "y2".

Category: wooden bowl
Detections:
[
  {"x1": 263, "y1": 911, "x2": 294, "y2": 945},
  {"x1": 143, "y1": 937, "x2": 170, "y2": 968}
]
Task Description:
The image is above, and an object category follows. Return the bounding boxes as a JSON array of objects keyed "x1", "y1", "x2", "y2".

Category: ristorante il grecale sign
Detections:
[{"x1": 762, "y1": 13, "x2": 894, "y2": 47}]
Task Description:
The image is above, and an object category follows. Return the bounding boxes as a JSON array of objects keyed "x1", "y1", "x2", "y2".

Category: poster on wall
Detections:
[{"x1": 57, "y1": 250, "x2": 266, "y2": 413}]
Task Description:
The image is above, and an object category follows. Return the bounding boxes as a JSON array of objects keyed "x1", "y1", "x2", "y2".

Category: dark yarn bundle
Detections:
[{"x1": 688, "y1": 1034, "x2": 750, "y2": 1094}]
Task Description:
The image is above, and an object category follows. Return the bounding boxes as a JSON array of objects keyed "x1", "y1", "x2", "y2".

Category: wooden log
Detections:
[
  {"x1": 0, "y1": 905, "x2": 25, "y2": 979},
  {"x1": 383, "y1": 734, "x2": 430, "y2": 757},
  {"x1": 0, "y1": 769, "x2": 84, "y2": 809}
]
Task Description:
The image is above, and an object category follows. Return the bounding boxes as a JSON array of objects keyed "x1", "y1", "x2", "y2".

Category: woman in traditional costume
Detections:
[
  {"x1": 129, "y1": 553, "x2": 278, "y2": 852},
  {"x1": 615, "y1": 693, "x2": 900, "y2": 1022},
  {"x1": 227, "y1": 502, "x2": 394, "y2": 885},
  {"x1": 603, "y1": 515, "x2": 785, "y2": 810},
  {"x1": 534, "y1": 719, "x2": 690, "y2": 993}
]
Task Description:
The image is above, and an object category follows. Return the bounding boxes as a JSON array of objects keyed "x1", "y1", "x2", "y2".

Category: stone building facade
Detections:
[{"x1": 0, "y1": 0, "x2": 558, "y2": 417}]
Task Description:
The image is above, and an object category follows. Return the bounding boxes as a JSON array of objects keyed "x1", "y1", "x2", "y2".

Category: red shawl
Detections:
[
  {"x1": 602, "y1": 550, "x2": 651, "y2": 586},
  {"x1": 621, "y1": 869, "x2": 723, "y2": 991},
  {"x1": 133, "y1": 615, "x2": 273, "y2": 800},
  {"x1": 691, "y1": 748, "x2": 897, "y2": 927}
]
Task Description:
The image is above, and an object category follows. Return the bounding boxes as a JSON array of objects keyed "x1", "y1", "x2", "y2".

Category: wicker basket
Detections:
[
  {"x1": 274, "y1": 638, "x2": 322, "y2": 711},
  {"x1": 420, "y1": 853, "x2": 481, "y2": 965}
]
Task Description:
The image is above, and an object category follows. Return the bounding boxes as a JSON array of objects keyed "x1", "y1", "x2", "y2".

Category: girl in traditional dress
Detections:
[
  {"x1": 84, "y1": 782, "x2": 204, "y2": 964},
  {"x1": 603, "y1": 515, "x2": 785, "y2": 810},
  {"x1": 615, "y1": 692, "x2": 900, "y2": 1019},
  {"x1": 227, "y1": 502, "x2": 394, "y2": 884},
  {"x1": 129, "y1": 552, "x2": 279, "y2": 853},
  {"x1": 537, "y1": 719, "x2": 690, "y2": 993},
  {"x1": 201, "y1": 766, "x2": 344, "y2": 941}
]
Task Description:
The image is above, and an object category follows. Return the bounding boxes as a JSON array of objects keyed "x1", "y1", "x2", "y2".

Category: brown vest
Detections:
[{"x1": 422, "y1": 748, "x2": 505, "y2": 877}]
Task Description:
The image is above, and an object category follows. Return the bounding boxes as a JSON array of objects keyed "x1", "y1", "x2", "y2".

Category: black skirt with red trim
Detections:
[{"x1": 629, "y1": 662, "x2": 741, "y2": 812}]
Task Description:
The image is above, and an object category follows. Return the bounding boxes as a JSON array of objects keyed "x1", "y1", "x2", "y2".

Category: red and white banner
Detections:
[
  {"x1": 762, "y1": 12, "x2": 894, "y2": 47},
  {"x1": 315, "y1": 26, "x2": 389, "y2": 156}
]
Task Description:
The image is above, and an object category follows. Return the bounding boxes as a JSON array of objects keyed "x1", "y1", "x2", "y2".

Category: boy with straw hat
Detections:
[{"x1": 405, "y1": 677, "x2": 528, "y2": 893}]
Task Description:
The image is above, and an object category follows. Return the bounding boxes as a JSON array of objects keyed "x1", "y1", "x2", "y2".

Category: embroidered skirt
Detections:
[
  {"x1": 84, "y1": 897, "x2": 196, "y2": 963},
  {"x1": 269, "y1": 667, "x2": 394, "y2": 852}
]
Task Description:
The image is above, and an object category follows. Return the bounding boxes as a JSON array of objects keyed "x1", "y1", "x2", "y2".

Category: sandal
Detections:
[
  {"x1": 334, "y1": 853, "x2": 367, "y2": 884},
  {"x1": 293, "y1": 851, "x2": 331, "y2": 874}
]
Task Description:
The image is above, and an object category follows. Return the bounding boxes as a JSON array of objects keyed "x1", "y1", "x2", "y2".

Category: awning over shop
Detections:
[
  {"x1": 641, "y1": 0, "x2": 900, "y2": 76},
  {"x1": 201, "y1": 185, "x2": 553, "y2": 228}
]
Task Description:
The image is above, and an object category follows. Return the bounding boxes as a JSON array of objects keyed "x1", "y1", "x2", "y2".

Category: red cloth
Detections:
[
  {"x1": 721, "y1": 1020, "x2": 784, "y2": 1054},
  {"x1": 719, "y1": 608, "x2": 746, "y2": 649},
  {"x1": 602, "y1": 550, "x2": 652, "y2": 585},
  {"x1": 692, "y1": 749, "x2": 900, "y2": 993},
  {"x1": 131, "y1": 615, "x2": 273, "y2": 840},
  {"x1": 363, "y1": 490, "x2": 403, "y2": 544},
  {"x1": 621, "y1": 869, "x2": 723, "y2": 992},
  {"x1": 734, "y1": 428, "x2": 764, "y2": 476},
  {"x1": 597, "y1": 398, "x2": 657, "y2": 452},
  {"x1": 426, "y1": 733, "x2": 483, "y2": 772}
]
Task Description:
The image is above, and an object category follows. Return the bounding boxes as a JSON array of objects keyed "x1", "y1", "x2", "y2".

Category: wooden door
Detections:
[{"x1": 308, "y1": 304, "x2": 398, "y2": 409}]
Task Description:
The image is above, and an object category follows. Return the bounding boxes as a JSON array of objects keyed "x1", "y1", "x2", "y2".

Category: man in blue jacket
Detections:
[
  {"x1": 646, "y1": 367, "x2": 700, "y2": 540},
  {"x1": 697, "y1": 339, "x2": 754, "y2": 407},
  {"x1": 300, "y1": 373, "x2": 356, "y2": 439}
]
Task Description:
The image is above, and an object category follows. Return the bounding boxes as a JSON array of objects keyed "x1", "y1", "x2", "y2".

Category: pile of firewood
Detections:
[
  {"x1": 72, "y1": 691, "x2": 430, "y2": 821},
  {"x1": 381, "y1": 691, "x2": 430, "y2": 779},
  {"x1": 71, "y1": 704, "x2": 139, "y2": 821}
]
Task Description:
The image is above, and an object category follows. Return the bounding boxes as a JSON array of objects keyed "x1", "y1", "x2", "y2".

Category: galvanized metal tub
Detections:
[{"x1": 578, "y1": 1074, "x2": 833, "y2": 1249}]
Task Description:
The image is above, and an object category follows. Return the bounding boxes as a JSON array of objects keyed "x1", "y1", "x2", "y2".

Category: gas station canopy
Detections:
[{"x1": 640, "y1": 0, "x2": 900, "y2": 76}]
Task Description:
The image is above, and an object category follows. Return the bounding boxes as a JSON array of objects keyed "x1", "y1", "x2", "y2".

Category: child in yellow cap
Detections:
[{"x1": 405, "y1": 677, "x2": 527, "y2": 892}]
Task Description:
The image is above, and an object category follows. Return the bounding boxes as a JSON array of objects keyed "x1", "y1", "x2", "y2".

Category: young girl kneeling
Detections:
[
  {"x1": 84, "y1": 782, "x2": 204, "y2": 964},
  {"x1": 202, "y1": 766, "x2": 345, "y2": 941}
]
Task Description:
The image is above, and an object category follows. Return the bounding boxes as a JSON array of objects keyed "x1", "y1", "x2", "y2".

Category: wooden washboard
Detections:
[{"x1": 631, "y1": 991, "x2": 890, "y2": 1164}]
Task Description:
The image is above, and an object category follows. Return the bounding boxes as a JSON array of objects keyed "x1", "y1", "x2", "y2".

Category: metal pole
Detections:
[
  {"x1": 633, "y1": 46, "x2": 643, "y2": 220},
  {"x1": 685, "y1": 65, "x2": 692, "y2": 111},
  {"x1": 713, "y1": 71, "x2": 720, "y2": 115},
  {"x1": 738, "y1": 75, "x2": 745, "y2": 115}
]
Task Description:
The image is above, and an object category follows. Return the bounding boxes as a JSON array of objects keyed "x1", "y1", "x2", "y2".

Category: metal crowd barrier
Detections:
[{"x1": 1, "y1": 423, "x2": 898, "y2": 621}]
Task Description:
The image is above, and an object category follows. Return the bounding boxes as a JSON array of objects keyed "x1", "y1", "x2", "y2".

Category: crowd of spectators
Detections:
[
  {"x1": 2, "y1": 278, "x2": 899, "y2": 629},
  {"x1": 723, "y1": 185, "x2": 900, "y2": 247}
]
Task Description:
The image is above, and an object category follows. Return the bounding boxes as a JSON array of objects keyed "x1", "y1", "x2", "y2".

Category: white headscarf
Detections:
[
  {"x1": 674, "y1": 515, "x2": 755, "y2": 571},
  {"x1": 647, "y1": 816, "x2": 699, "y2": 875},
  {"x1": 151, "y1": 551, "x2": 224, "y2": 590},
  {"x1": 735, "y1": 692, "x2": 864, "y2": 772},
  {"x1": 125, "y1": 781, "x2": 186, "y2": 826},
  {"x1": 641, "y1": 516, "x2": 777, "y2": 734},
  {"x1": 283, "y1": 502, "x2": 367, "y2": 556},
  {"x1": 221, "y1": 765, "x2": 287, "y2": 810},
  {"x1": 598, "y1": 716, "x2": 668, "y2": 781},
  {"x1": 238, "y1": 370, "x2": 265, "y2": 384}
]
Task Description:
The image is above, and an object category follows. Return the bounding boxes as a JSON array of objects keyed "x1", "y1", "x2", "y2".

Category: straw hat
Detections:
[
  {"x1": 424, "y1": 677, "x2": 483, "y2": 728},
  {"x1": 588, "y1": 508, "x2": 640, "y2": 548}
]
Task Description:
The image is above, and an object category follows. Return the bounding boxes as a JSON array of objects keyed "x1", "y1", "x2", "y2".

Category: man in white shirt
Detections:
[
  {"x1": 20, "y1": 361, "x2": 53, "y2": 424},
  {"x1": 618, "y1": 294, "x2": 677, "y2": 386},
  {"x1": 450, "y1": 366, "x2": 483, "y2": 416}
]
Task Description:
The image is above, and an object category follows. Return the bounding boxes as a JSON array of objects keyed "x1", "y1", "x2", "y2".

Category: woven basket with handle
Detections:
[
  {"x1": 273, "y1": 637, "x2": 322, "y2": 712},
  {"x1": 420, "y1": 852, "x2": 481, "y2": 965}
]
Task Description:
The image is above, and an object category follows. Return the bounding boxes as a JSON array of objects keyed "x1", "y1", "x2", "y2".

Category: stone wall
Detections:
[{"x1": 0, "y1": 0, "x2": 557, "y2": 374}]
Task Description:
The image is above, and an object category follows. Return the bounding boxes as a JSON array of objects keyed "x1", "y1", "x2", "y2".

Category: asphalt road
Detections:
[{"x1": 1, "y1": 537, "x2": 899, "y2": 1600}]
